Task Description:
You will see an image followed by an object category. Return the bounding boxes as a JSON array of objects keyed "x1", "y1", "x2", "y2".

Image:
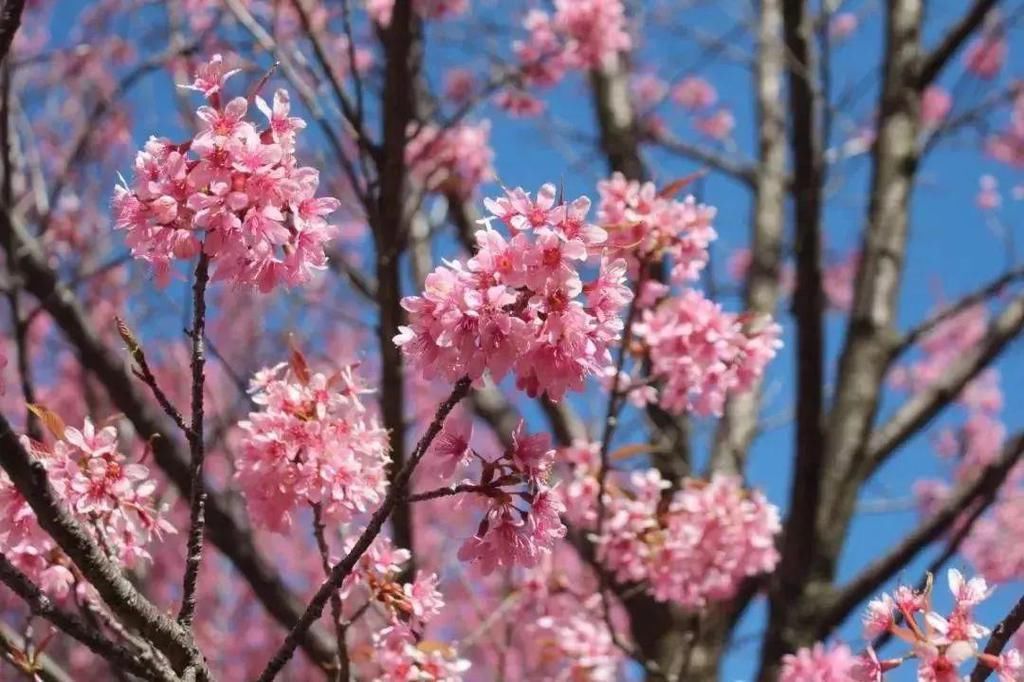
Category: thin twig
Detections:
[{"x1": 178, "y1": 251, "x2": 211, "y2": 628}]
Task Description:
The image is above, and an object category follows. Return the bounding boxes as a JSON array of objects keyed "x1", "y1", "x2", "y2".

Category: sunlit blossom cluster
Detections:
[
  {"x1": 406, "y1": 121, "x2": 495, "y2": 198},
  {"x1": 0, "y1": 418, "x2": 172, "y2": 599},
  {"x1": 424, "y1": 415, "x2": 568, "y2": 574},
  {"x1": 113, "y1": 55, "x2": 340, "y2": 291},
  {"x1": 855, "y1": 569, "x2": 1020, "y2": 680},
  {"x1": 235, "y1": 359, "x2": 389, "y2": 531},
  {"x1": 395, "y1": 183, "x2": 632, "y2": 401},
  {"x1": 637, "y1": 289, "x2": 782, "y2": 417},
  {"x1": 336, "y1": 535, "x2": 470, "y2": 679},
  {"x1": 597, "y1": 171, "x2": 717, "y2": 282},
  {"x1": 502, "y1": 0, "x2": 631, "y2": 115},
  {"x1": 560, "y1": 442, "x2": 781, "y2": 608},
  {"x1": 783, "y1": 570, "x2": 1024, "y2": 680}
]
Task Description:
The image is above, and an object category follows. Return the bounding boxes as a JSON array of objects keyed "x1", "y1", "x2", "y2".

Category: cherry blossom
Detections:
[
  {"x1": 637, "y1": 289, "x2": 782, "y2": 416},
  {"x1": 0, "y1": 416, "x2": 172, "y2": 599},
  {"x1": 235, "y1": 358, "x2": 389, "y2": 531},
  {"x1": 113, "y1": 57, "x2": 340, "y2": 291},
  {"x1": 396, "y1": 184, "x2": 632, "y2": 401},
  {"x1": 406, "y1": 121, "x2": 495, "y2": 198}
]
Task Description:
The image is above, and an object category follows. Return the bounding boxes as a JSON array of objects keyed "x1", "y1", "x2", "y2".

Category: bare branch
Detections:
[
  {"x1": 866, "y1": 292, "x2": 1024, "y2": 474},
  {"x1": 178, "y1": 251, "x2": 211, "y2": 628},
  {"x1": 820, "y1": 432, "x2": 1024, "y2": 635}
]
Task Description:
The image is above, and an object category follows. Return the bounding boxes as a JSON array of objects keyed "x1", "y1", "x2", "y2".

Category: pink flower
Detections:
[
  {"x1": 427, "y1": 411, "x2": 473, "y2": 479},
  {"x1": 695, "y1": 108, "x2": 735, "y2": 140},
  {"x1": 862, "y1": 593, "x2": 896, "y2": 638},
  {"x1": 0, "y1": 418, "x2": 172, "y2": 596},
  {"x1": 978, "y1": 174, "x2": 1002, "y2": 210},
  {"x1": 965, "y1": 33, "x2": 1006, "y2": 79},
  {"x1": 406, "y1": 122, "x2": 495, "y2": 198},
  {"x1": 509, "y1": 421, "x2": 554, "y2": 481},
  {"x1": 180, "y1": 53, "x2": 239, "y2": 97},
  {"x1": 671, "y1": 75, "x2": 717, "y2": 110},
  {"x1": 114, "y1": 58, "x2": 339, "y2": 291},
  {"x1": 829, "y1": 12, "x2": 858, "y2": 41},
  {"x1": 637, "y1": 290, "x2": 782, "y2": 416},
  {"x1": 398, "y1": 184, "x2": 630, "y2": 402},
  {"x1": 921, "y1": 86, "x2": 952, "y2": 129},
  {"x1": 443, "y1": 68, "x2": 476, "y2": 104},
  {"x1": 255, "y1": 89, "x2": 306, "y2": 152},
  {"x1": 235, "y1": 362, "x2": 390, "y2": 530},
  {"x1": 780, "y1": 643, "x2": 856, "y2": 682},
  {"x1": 403, "y1": 571, "x2": 445, "y2": 623}
]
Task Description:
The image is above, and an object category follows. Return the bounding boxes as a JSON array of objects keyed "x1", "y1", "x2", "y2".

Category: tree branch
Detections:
[
  {"x1": 0, "y1": 411, "x2": 205, "y2": 675},
  {"x1": 0, "y1": 207, "x2": 338, "y2": 668},
  {"x1": 820, "y1": 432, "x2": 1024, "y2": 635},
  {"x1": 917, "y1": 0, "x2": 1002, "y2": 87},
  {"x1": 0, "y1": 554, "x2": 176, "y2": 682},
  {"x1": 865, "y1": 292, "x2": 1024, "y2": 474}
]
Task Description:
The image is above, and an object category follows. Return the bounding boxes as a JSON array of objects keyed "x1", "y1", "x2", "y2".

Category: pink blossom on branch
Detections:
[
  {"x1": 0, "y1": 416, "x2": 173, "y2": 599},
  {"x1": 395, "y1": 183, "x2": 631, "y2": 401},
  {"x1": 113, "y1": 55, "x2": 340, "y2": 291},
  {"x1": 637, "y1": 290, "x2": 782, "y2": 417},
  {"x1": 235, "y1": 358, "x2": 389, "y2": 531}
]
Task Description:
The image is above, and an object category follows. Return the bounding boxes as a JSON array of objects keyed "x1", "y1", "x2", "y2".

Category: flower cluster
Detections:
[
  {"x1": 235, "y1": 358, "x2": 389, "y2": 531},
  {"x1": 783, "y1": 570, "x2": 1024, "y2": 681},
  {"x1": 636, "y1": 289, "x2": 782, "y2": 417},
  {"x1": 113, "y1": 55, "x2": 340, "y2": 291},
  {"x1": 779, "y1": 643, "x2": 858, "y2": 682},
  {"x1": 596, "y1": 171, "x2": 717, "y2": 281},
  {"x1": 406, "y1": 122, "x2": 495, "y2": 198},
  {"x1": 421, "y1": 417, "x2": 567, "y2": 575},
  {"x1": 502, "y1": 0, "x2": 630, "y2": 114},
  {"x1": 855, "y1": 569, "x2": 1021, "y2": 680},
  {"x1": 338, "y1": 535, "x2": 470, "y2": 679},
  {"x1": 560, "y1": 442, "x2": 781, "y2": 608},
  {"x1": 395, "y1": 183, "x2": 632, "y2": 401},
  {"x1": 373, "y1": 626, "x2": 471, "y2": 681},
  {"x1": 0, "y1": 417, "x2": 171, "y2": 598}
]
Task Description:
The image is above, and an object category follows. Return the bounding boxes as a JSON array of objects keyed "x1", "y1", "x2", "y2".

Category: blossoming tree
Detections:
[{"x1": 1, "y1": 0, "x2": 1023, "y2": 680}]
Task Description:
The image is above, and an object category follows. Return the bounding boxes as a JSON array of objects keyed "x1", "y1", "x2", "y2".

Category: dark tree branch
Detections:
[
  {"x1": 178, "y1": 251, "x2": 210, "y2": 628},
  {"x1": 820, "y1": 432, "x2": 1024, "y2": 635},
  {"x1": 918, "y1": 0, "x2": 1002, "y2": 87},
  {"x1": 0, "y1": 411, "x2": 206, "y2": 675},
  {"x1": 773, "y1": 0, "x2": 826, "y2": 630},
  {"x1": 0, "y1": 554, "x2": 175, "y2": 682},
  {"x1": 0, "y1": 0, "x2": 25, "y2": 66},
  {"x1": 711, "y1": 0, "x2": 786, "y2": 477}
]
